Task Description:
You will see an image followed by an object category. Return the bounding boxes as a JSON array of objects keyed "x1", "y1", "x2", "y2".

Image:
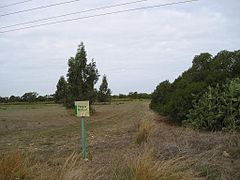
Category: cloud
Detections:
[{"x1": 0, "y1": 0, "x2": 240, "y2": 96}]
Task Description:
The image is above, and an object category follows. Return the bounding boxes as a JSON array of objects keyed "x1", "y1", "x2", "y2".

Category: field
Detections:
[{"x1": 0, "y1": 101, "x2": 240, "y2": 179}]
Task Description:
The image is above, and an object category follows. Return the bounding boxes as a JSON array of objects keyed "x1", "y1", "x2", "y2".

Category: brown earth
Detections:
[{"x1": 0, "y1": 101, "x2": 239, "y2": 179}]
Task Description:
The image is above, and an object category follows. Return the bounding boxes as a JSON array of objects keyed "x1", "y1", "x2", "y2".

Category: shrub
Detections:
[
  {"x1": 113, "y1": 151, "x2": 194, "y2": 180},
  {"x1": 184, "y1": 78, "x2": 240, "y2": 131},
  {"x1": 136, "y1": 120, "x2": 153, "y2": 144},
  {"x1": 0, "y1": 151, "x2": 34, "y2": 180},
  {"x1": 150, "y1": 50, "x2": 240, "y2": 123}
]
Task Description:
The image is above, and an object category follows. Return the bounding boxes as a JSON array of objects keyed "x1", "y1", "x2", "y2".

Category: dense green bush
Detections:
[
  {"x1": 150, "y1": 50, "x2": 240, "y2": 124},
  {"x1": 150, "y1": 80, "x2": 171, "y2": 115},
  {"x1": 184, "y1": 78, "x2": 240, "y2": 131}
]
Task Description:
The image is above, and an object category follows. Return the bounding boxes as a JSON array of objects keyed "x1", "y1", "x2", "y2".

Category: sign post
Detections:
[
  {"x1": 81, "y1": 116, "x2": 86, "y2": 159},
  {"x1": 75, "y1": 101, "x2": 90, "y2": 160}
]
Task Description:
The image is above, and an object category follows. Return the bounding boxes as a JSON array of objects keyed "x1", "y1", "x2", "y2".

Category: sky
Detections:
[{"x1": 0, "y1": 0, "x2": 240, "y2": 96}]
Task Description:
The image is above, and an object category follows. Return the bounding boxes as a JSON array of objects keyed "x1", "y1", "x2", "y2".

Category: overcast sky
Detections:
[{"x1": 0, "y1": 0, "x2": 240, "y2": 96}]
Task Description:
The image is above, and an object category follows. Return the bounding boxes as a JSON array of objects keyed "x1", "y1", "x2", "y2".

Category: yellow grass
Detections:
[
  {"x1": 0, "y1": 151, "x2": 33, "y2": 180},
  {"x1": 114, "y1": 150, "x2": 194, "y2": 180},
  {"x1": 58, "y1": 152, "x2": 82, "y2": 180},
  {"x1": 0, "y1": 151, "x2": 84, "y2": 180},
  {"x1": 136, "y1": 119, "x2": 154, "y2": 144}
]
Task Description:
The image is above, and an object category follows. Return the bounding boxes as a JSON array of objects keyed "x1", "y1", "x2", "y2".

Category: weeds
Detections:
[
  {"x1": 0, "y1": 107, "x2": 7, "y2": 110},
  {"x1": 0, "y1": 151, "x2": 34, "y2": 180},
  {"x1": 58, "y1": 152, "x2": 82, "y2": 180},
  {"x1": 136, "y1": 120, "x2": 153, "y2": 144},
  {"x1": 0, "y1": 151, "x2": 81, "y2": 180},
  {"x1": 197, "y1": 165, "x2": 220, "y2": 179},
  {"x1": 113, "y1": 150, "x2": 194, "y2": 180}
]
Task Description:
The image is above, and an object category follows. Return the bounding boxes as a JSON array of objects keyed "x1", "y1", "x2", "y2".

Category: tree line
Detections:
[
  {"x1": 150, "y1": 50, "x2": 240, "y2": 131},
  {"x1": 0, "y1": 90, "x2": 151, "y2": 104},
  {"x1": 0, "y1": 92, "x2": 54, "y2": 103},
  {"x1": 112, "y1": 92, "x2": 151, "y2": 99}
]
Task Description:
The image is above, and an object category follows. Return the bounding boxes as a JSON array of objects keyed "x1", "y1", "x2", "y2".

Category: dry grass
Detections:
[
  {"x1": 0, "y1": 150, "x2": 82, "y2": 180},
  {"x1": 0, "y1": 151, "x2": 88, "y2": 180},
  {"x1": 1, "y1": 102, "x2": 239, "y2": 179},
  {"x1": 136, "y1": 120, "x2": 154, "y2": 144},
  {"x1": 58, "y1": 152, "x2": 82, "y2": 180},
  {"x1": 118, "y1": 117, "x2": 196, "y2": 180},
  {"x1": 151, "y1": 120, "x2": 240, "y2": 179},
  {"x1": 58, "y1": 152, "x2": 106, "y2": 180},
  {"x1": 0, "y1": 151, "x2": 35, "y2": 180},
  {"x1": 113, "y1": 149, "x2": 194, "y2": 180}
]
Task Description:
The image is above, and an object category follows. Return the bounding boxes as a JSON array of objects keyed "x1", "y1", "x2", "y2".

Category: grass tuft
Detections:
[
  {"x1": 0, "y1": 151, "x2": 34, "y2": 180},
  {"x1": 197, "y1": 165, "x2": 220, "y2": 179},
  {"x1": 113, "y1": 150, "x2": 194, "y2": 180},
  {"x1": 58, "y1": 152, "x2": 82, "y2": 180},
  {"x1": 136, "y1": 120, "x2": 153, "y2": 144}
]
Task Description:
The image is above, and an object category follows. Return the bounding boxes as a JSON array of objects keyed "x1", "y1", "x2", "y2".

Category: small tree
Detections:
[
  {"x1": 55, "y1": 76, "x2": 67, "y2": 103},
  {"x1": 128, "y1": 92, "x2": 138, "y2": 99},
  {"x1": 9, "y1": 95, "x2": 21, "y2": 102},
  {"x1": 21, "y1": 92, "x2": 38, "y2": 102},
  {"x1": 98, "y1": 75, "x2": 111, "y2": 102}
]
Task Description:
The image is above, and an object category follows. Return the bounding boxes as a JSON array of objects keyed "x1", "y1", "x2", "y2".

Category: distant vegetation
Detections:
[
  {"x1": 0, "y1": 92, "x2": 53, "y2": 103},
  {"x1": 112, "y1": 92, "x2": 151, "y2": 100},
  {"x1": 150, "y1": 50, "x2": 240, "y2": 131}
]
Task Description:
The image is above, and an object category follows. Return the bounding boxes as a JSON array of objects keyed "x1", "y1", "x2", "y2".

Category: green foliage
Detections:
[
  {"x1": 150, "y1": 80, "x2": 171, "y2": 115},
  {"x1": 196, "y1": 165, "x2": 220, "y2": 179},
  {"x1": 0, "y1": 94, "x2": 53, "y2": 103},
  {"x1": 92, "y1": 88, "x2": 99, "y2": 102},
  {"x1": 21, "y1": 92, "x2": 38, "y2": 102},
  {"x1": 184, "y1": 78, "x2": 240, "y2": 131},
  {"x1": 117, "y1": 94, "x2": 128, "y2": 98},
  {"x1": 86, "y1": 59, "x2": 100, "y2": 103},
  {"x1": 112, "y1": 92, "x2": 151, "y2": 100},
  {"x1": 0, "y1": 97, "x2": 8, "y2": 103},
  {"x1": 98, "y1": 75, "x2": 111, "y2": 102},
  {"x1": 128, "y1": 92, "x2": 151, "y2": 99},
  {"x1": 9, "y1": 95, "x2": 21, "y2": 102},
  {"x1": 55, "y1": 76, "x2": 67, "y2": 103},
  {"x1": 150, "y1": 50, "x2": 240, "y2": 124},
  {"x1": 57, "y1": 42, "x2": 99, "y2": 107}
]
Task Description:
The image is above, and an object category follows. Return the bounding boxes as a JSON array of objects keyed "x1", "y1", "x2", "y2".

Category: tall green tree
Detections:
[
  {"x1": 98, "y1": 75, "x2": 111, "y2": 102},
  {"x1": 55, "y1": 76, "x2": 67, "y2": 103},
  {"x1": 86, "y1": 59, "x2": 100, "y2": 103},
  {"x1": 65, "y1": 42, "x2": 99, "y2": 107}
]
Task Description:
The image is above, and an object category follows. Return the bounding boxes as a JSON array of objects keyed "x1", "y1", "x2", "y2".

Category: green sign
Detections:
[
  {"x1": 74, "y1": 101, "x2": 90, "y2": 160},
  {"x1": 75, "y1": 101, "x2": 90, "y2": 117}
]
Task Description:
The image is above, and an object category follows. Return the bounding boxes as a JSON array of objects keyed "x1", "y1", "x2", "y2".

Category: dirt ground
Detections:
[{"x1": 0, "y1": 101, "x2": 239, "y2": 179}]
